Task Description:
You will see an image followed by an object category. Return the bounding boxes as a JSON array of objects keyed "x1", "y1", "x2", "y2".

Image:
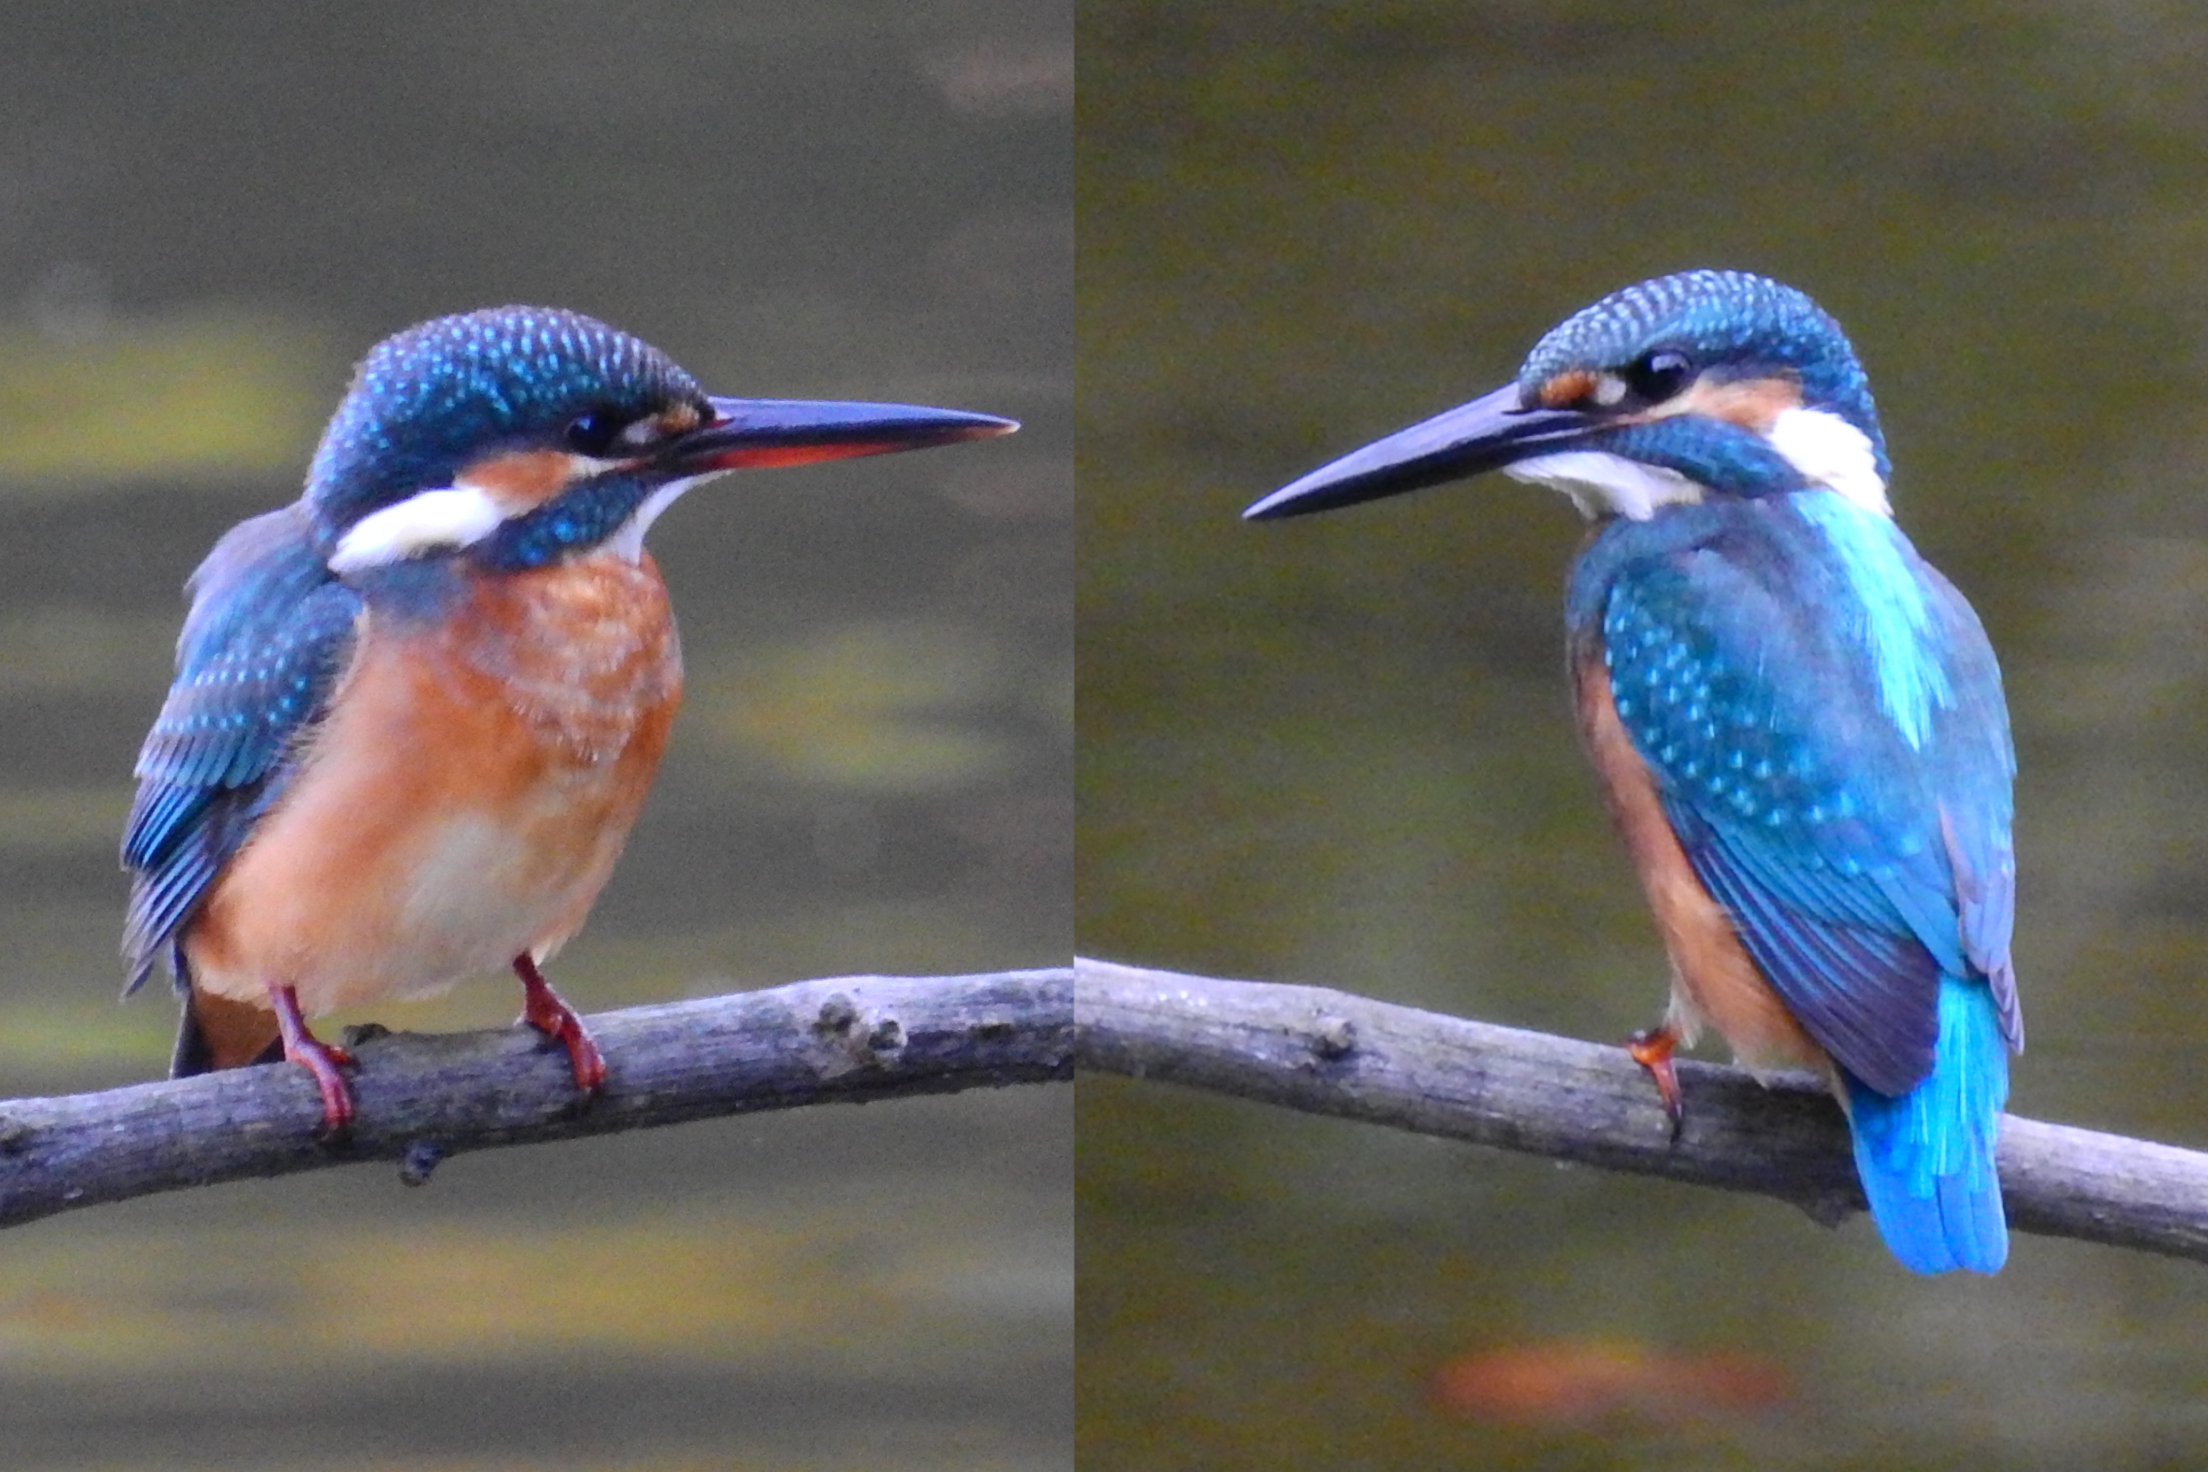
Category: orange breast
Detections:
[
  {"x1": 1575, "y1": 653, "x2": 1828, "y2": 1079},
  {"x1": 185, "y1": 551, "x2": 682, "y2": 1016}
]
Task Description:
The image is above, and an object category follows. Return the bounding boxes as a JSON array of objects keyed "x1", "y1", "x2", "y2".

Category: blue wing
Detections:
[
  {"x1": 1580, "y1": 496, "x2": 2017, "y2": 1272},
  {"x1": 1586, "y1": 501, "x2": 2015, "y2": 1089},
  {"x1": 122, "y1": 503, "x2": 360, "y2": 990}
]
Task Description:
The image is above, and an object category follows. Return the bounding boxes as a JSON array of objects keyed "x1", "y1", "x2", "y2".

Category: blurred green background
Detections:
[
  {"x1": 1078, "y1": 3, "x2": 2208, "y2": 1467},
  {"x1": 0, "y1": 5, "x2": 1068, "y2": 1469}
]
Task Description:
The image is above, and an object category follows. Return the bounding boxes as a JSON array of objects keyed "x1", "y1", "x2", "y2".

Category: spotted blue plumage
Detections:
[
  {"x1": 121, "y1": 505, "x2": 359, "y2": 991},
  {"x1": 1597, "y1": 417, "x2": 1810, "y2": 501},
  {"x1": 477, "y1": 472, "x2": 657, "y2": 571},
  {"x1": 1248, "y1": 268, "x2": 2022, "y2": 1273},
  {"x1": 307, "y1": 306, "x2": 703, "y2": 546},
  {"x1": 1522, "y1": 270, "x2": 1890, "y2": 483},
  {"x1": 1570, "y1": 490, "x2": 2018, "y2": 1272}
]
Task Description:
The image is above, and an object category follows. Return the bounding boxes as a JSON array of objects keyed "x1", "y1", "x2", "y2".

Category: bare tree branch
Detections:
[
  {"x1": 0, "y1": 967, "x2": 1071, "y2": 1229},
  {"x1": 1075, "y1": 957, "x2": 2208, "y2": 1264}
]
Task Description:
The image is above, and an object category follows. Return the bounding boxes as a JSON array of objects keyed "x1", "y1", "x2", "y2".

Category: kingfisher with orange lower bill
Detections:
[
  {"x1": 1247, "y1": 271, "x2": 2018, "y2": 1273},
  {"x1": 122, "y1": 306, "x2": 1016, "y2": 1133}
]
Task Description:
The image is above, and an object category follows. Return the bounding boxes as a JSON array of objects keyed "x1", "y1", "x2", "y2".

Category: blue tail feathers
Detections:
[{"x1": 1842, "y1": 976, "x2": 2010, "y2": 1274}]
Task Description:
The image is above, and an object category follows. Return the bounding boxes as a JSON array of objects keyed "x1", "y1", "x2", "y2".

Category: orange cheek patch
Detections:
[
  {"x1": 653, "y1": 402, "x2": 704, "y2": 438},
  {"x1": 1538, "y1": 370, "x2": 1599, "y2": 408},
  {"x1": 1672, "y1": 375, "x2": 1803, "y2": 431},
  {"x1": 455, "y1": 449, "x2": 586, "y2": 514}
]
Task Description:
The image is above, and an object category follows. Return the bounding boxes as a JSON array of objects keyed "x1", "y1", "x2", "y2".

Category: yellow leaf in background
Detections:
[
  {"x1": 0, "y1": 995, "x2": 173, "y2": 1070},
  {"x1": 0, "y1": 1193, "x2": 1061, "y2": 1376},
  {"x1": 687, "y1": 621, "x2": 1022, "y2": 792},
  {"x1": 0, "y1": 607, "x2": 180, "y2": 694},
  {"x1": 302, "y1": 1223, "x2": 817, "y2": 1359},
  {"x1": 0, "y1": 313, "x2": 329, "y2": 489},
  {"x1": 0, "y1": 785, "x2": 131, "y2": 854}
]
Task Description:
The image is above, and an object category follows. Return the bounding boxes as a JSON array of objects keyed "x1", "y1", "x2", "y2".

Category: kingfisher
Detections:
[
  {"x1": 1246, "y1": 270, "x2": 2019, "y2": 1274},
  {"x1": 122, "y1": 306, "x2": 1016, "y2": 1133}
]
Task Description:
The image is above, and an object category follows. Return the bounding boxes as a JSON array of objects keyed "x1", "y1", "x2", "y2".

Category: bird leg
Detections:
[
  {"x1": 269, "y1": 982, "x2": 356, "y2": 1136},
  {"x1": 512, "y1": 955, "x2": 607, "y2": 1093},
  {"x1": 1626, "y1": 1022, "x2": 1685, "y2": 1140}
]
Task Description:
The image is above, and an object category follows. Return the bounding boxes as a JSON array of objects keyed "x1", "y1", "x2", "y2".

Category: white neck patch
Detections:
[
  {"x1": 328, "y1": 485, "x2": 504, "y2": 574},
  {"x1": 1766, "y1": 406, "x2": 1889, "y2": 516},
  {"x1": 604, "y1": 471, "x2": 722, "y2": 563},
  {"x1": 1503, "y1": 405, "x2": 1890, "y2": 523},
  {"x1": 1505, "y1": 450, "x2": 1705, "y2": 522},
  {"x1": 330, "y1": 465, "x2": 731, "y2": 574}
]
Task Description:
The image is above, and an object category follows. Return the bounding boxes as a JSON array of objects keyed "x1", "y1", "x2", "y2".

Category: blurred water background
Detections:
[
  {"x1": 0, "y1": 5, "x2": 1069, "y2": 1468},
  {"x1": 1078, "y1": 4, "x2": 2208, "y2": 1467}
]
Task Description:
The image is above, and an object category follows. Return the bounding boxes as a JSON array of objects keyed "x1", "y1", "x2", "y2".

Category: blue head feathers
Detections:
[
  {"x1": 305, "y1": 307, "x2": 707, "y2": 534},
  {"x1": 1520, "y1": 270, "x2": 1891, "y2": 484}
]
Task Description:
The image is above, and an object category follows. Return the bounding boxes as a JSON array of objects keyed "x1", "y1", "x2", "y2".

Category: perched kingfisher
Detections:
[
  {"x1": 1247, "y1": 271, "x2": 2019, "y2": 1274},
  {"x1": 122, "y1": 306, "x2": 1016, "y2": 1133}
]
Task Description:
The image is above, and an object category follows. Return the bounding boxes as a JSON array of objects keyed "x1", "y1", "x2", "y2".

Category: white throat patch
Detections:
[
  {"x1": 1767, "y1": 406, "x2": 1890, "y2": 516},
  {"x1": 1505, "y1": 450, "x2": 1704, "y2": 522},
  {"x1": 604, "y1": 472, "x2": 721, "y2": 563}
]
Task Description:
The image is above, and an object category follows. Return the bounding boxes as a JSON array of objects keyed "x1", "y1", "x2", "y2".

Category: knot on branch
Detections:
[
  {"x1": 810, "y1": 991, "x2": 908, "y2": 1077},
  {"x1": 1307, "y1": 1012, "x2": 1359, "y2": 1062},
  {"x1": 341, "y1": 1022, "x2": 395, "y2": 1049},
  {"x1": 399, "y1": 1139, "x2": 447, "y2": 1187},
  {"x1": 0, "y1": 1115, "x2": 34, "y2": 1155}
]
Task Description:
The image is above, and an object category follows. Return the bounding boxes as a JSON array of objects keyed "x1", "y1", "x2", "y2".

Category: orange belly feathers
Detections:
[{"x1": 182, "y1": 551, "x2": 680, "y2": 1065}]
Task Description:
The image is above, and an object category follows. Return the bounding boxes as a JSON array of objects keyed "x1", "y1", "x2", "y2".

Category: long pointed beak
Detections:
[
  {"x1": 1244, "y1": 383, "x2": 1597, "y2": 520},
  {"x1": 661, "y1": 396, "x2": 1018, "y2": 475}
]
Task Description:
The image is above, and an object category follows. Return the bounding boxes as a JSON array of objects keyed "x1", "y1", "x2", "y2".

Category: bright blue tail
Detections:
[{"x1": 1842, "y1": 976, "x2": 2010, "y2": 1274}]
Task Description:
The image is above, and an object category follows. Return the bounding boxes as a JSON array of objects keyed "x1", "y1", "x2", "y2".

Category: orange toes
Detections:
[
  {"x1": 269, "y1": 983, "x2": 356, "y2": 1136},
  {"x1": 553, "y1": 1020, "x2": 608, "y2": 1094},
  {"x1": 288, "y1": 1039, "x2": 357, "y2": 1136},
  {"x1": 1626, "y1": 1024, "x2": 1684, "y2": 1138},
  {"x1": 512, "y1": 956, "x2": 607, "y2": 1094}
]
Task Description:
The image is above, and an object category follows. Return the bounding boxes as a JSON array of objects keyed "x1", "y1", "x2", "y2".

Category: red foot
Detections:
[
  {"x1": 513, "y1": 955, "x2": 607, "y2": 1093},
  {"x1": 1626, "y1": 1023, "x2": 1684, "y2": 1140},
  {"x1": 270, "y1": 983, "x2": 356, "y2": 1135}
]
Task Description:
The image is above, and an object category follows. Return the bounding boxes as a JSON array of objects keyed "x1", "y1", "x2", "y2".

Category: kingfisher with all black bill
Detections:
[
  {"x1": 1247, "y1": 270, "x2": 2019, "y2": 1274},
  {"x1": 123, "y1": 306, "x2": 1016, "y2": 1133}
]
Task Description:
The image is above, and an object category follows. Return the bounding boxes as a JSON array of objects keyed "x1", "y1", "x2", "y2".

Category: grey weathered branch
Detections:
[
  {"x1": 0, "y1": 967, "x2": 1071, "y2": 1230},
  {"x1": 1076, "y1": 957, "x2": 2208, "y2": 1264}
]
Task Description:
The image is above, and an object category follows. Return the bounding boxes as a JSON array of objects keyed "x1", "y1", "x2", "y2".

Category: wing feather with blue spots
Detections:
[
  {"x1": 1582, "y1": 495, "x2": 2017, "y2": 1095},
  {"x1": 121, "y1": 504, "x2": 360, "y2": 990}
]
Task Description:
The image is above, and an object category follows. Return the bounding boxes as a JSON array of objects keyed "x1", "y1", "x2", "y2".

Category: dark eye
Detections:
[
  {"x1": 1624, "y1": 349, "x2": 1695, "y2": 403},
  {"x1": 563, "y1": 410, "x2": 625, "y2": 456}
]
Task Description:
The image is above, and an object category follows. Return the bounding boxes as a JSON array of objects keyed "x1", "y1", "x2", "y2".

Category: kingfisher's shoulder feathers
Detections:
[
  {"x1": 123, "y1": 504, "x2": 361, "y2": 987},
  {"x1": 1567, "y1": 490, "x2": 1989, "y2": 758}
]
